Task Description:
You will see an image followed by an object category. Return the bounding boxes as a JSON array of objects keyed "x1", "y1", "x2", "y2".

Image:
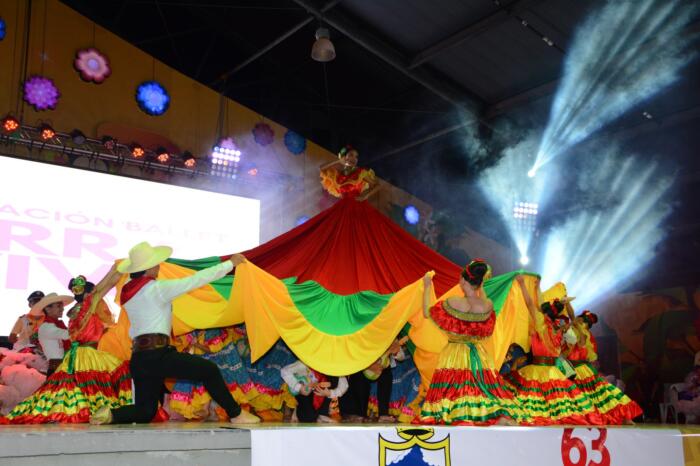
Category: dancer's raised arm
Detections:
[
  {"x1": 516, "y1": 274, "x2": 538, "y2": 321},
  {"x1": 423, "y1": 272, "x2": 433, "y2": 318}
]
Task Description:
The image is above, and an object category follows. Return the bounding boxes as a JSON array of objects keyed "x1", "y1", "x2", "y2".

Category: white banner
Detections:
[
  {"x1": 0, "y1": 156, "x2": 260, "y2": 332},
  {"x1": 251, "y1": 425, "x2": 684, "y2": 466}
]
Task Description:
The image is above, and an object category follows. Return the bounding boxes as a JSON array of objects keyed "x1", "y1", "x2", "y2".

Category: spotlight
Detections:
[
  {"x1": 520, "y1": 255, "x2": 530, "y2": 266},
  {"x1": 130, "y1": 143, "x2": 145, "y2": 158},
  {"x1": 39, "y1": 123, "x2": 55, "y2": 140},
  {"x1": 2, "y1": 115, "x2": 20, "y2": 133},
  {"x1": 182, "y1": 151, "x2": 196, "y2": 168},
  {"x1": 70, "y1": 129, "x2": 86, "y2": 145},
  {"x1": 155, "y1": 147, "x2": 170, "y2": 163},
  {"x1": 248, "y1": 167, "x2": 258, "y2": 176},
  {"x1": 311, "y1": 27, "x2": 336, "y2": 62},
  {"x1": 527, "y1": 169, "x2": 536, "y2": 178},
  {"x1": 210, "y1": 143, "x2": 242, "y2": 178},
  {"x1": 101, "y1": 135, "x2": 116, "y2": 151},
  {"x1": 642, "y1": 111, "x2": 653, "y2": 120},
  {"x1": 403, "y1": 205, "x2": 420, "y2": 225}
]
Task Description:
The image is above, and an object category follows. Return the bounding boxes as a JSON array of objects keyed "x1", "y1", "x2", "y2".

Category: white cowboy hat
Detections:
[
  {"x1": 29, "y1": 293, "x2": 74, "y2": 317},
  {"x1": 117, "y1": 241, "x2": 173, "y2": 274}
]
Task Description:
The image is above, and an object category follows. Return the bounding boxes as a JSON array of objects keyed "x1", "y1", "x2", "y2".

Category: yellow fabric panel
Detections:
[
  {"x1": 231, "y1": 262, "x2": 426, "y2": 376},
  {"x1": 412, "y1": 348, "x2": 441, "y2": 393},
  {"x1": 407, "y1": 281, "x2": 447, "y2": 354},
  {"x1": 228, "y1": 261, "x2": 283, "y2": 364},
  {"x1": 158, "y1": 263, "x2": 244, "y2": 334},
  {"x1": 97, "y1": 275, "x2": 132, "y2": 361},
  {"x1": 98, "y1": 308, "x2": 132, "y2": 361}
]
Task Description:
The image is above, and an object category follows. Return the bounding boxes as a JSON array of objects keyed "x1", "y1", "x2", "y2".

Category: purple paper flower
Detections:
[
  {"x1": 74, "y1": 48, "x2": 111, "y2": 84},
  {"x1": 23, "y1": 75, "x2": 60, "y2": 111},
  {"x1": 252, "y1": 122, "x2": 274, "y2": 146}
]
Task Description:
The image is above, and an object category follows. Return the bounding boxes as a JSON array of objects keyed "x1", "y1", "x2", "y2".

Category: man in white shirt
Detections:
[
  {"x1": 92, "y1": 241, "x2": 259, "y2": 425},
  {"x1": 29, "y1": 293, "x2": 75, "y2": 375}
]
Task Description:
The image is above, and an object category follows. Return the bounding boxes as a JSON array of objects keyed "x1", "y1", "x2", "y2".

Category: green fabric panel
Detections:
[
  {"x1": 166, "y1": 257, "x2": 234, "y2": 298},
  {"x1": 484, "y1": 269, "x2": 539, "y2": 316},
  {"x1": 285, "y1": 279, "x2": 395, "y2": 336}
]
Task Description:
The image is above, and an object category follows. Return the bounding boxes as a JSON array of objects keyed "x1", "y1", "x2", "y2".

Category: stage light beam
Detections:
[
  {"x1": 534, "y1": 0, "x2": 697, "y2": 170},
  {"x1": 540, "y1": 148, "x2": 674, "y2": 308}
]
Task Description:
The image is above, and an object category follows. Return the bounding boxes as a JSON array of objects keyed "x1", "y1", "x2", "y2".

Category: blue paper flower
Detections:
[
  {"x1": 135, "y1": 81, "x2": 170, "y2": 116},
  {"x1": 284, "y1": 130, "x2": 306, "y2": 155},
  {"x1": 404, "y1": 205, "x2": 420, "y2": 225},
  {"x1": 0, "y1": 18, "x2": 6, "y2": 41}
]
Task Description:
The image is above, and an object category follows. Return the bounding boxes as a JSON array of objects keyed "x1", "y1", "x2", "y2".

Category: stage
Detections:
[{"x1": 2, "y1": 422, "x2": 700, "y2": 466}]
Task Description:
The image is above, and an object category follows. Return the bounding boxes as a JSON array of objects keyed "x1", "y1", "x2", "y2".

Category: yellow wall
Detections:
[
  {"x1": 0, "y1": 0, "x2": 435, "y2": 242},
  {"x1": 0, "y1": 0, "x2": 512, "y2": 269}
]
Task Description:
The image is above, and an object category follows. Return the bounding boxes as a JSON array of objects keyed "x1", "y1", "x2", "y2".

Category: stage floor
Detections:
[{"x1": 1, "y1": 422, "x2": 699, "y2": 466}]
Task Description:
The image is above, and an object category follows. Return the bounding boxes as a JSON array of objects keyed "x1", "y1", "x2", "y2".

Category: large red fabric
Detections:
[{"x1": 226, "y1": 198, "x2": 462, "y2": 296}]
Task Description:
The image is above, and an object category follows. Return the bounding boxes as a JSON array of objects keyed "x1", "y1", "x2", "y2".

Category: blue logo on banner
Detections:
[{"x1": 379, "y1": 427, "x2": 451, "y2": 466}]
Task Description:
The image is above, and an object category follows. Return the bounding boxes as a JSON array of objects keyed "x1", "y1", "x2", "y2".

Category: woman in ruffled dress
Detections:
[
  {"x1": 567, "y1": 310, "x2": 642, "y2": 424},
  {"x1": 4, "y1": 265, "x2": 132, "y2": 423},
  {"x1": 420, "y1": 259, "x2": 528, "y2": 425}
]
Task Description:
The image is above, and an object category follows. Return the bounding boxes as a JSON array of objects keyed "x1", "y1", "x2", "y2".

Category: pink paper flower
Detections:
[{"x1": 74, "y1": 48, "x2": 111, "y2": 84}]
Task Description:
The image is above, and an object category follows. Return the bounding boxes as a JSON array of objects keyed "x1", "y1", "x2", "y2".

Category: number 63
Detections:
[{"x1": 561, "y1": 428, "x2": 610, "y2": 466}]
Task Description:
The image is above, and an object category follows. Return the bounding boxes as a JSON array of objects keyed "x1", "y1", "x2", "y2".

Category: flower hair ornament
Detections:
[{"x1": 338, "y1": 144, "x2": 356, "y2": 158}]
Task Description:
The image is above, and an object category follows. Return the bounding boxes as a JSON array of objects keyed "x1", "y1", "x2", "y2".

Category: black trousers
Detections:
[
  {"x1": 111, "y1": 346, "x2": 241, "y2": 423},
  {"x1": 342, "y1": 369, "x2": 393, "y2": 417},
  {"x1": 295, "y1": 393, "x2": 331, "y2": 422}
]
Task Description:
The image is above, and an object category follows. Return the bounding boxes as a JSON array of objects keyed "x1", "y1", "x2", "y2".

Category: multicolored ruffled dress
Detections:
[
  {"x1": 320, "y1": 166, "x2": 375, "y2": 199},
  {"x1": 420, "y1": 300, "x2": 527, "y2": 425},
  {"x1": 170, "y1": 327, "x2": 255, "y2": 420},
  {"x1": 169, "y1": 326, "x2": 296, "y2": 420},
  {"x1": 568, "y1": 324, "x2": 642, "y2": 424},
  {"x1": 3, "y1": 294, "x2": 132, "y2": 423},
  {"x1": 507, "y1": 312, "x2": 603, "y2": 425},
  {"x1": 238, "y1": 328, "x2": 298, "y2": 414}
]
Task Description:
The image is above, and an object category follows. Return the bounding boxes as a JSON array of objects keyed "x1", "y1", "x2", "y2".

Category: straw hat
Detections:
[
  {"x1": 541, "y1": 282, "x2": 576, "y2": 304},
  {"x1": 117, "y1": 241, "x2": 173, "y2": 274},
  {"x1": 29, "y1": 293, "x2": 74, "y2": 316}
]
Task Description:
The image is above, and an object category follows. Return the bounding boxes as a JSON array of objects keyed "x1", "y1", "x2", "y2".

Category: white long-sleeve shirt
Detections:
[
  {"x1": 125, "y1": 261, "x2": 233, "y2": 338},
  {"x1": 281, "y1": 360, "x2": 348, "y2": 398},
  {"x1": 38, "y1": 322, "x2": 69, "y2": 360}
]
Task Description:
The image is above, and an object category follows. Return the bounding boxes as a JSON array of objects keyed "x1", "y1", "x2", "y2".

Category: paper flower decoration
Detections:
[
  {"x1": 403, "y1": 205, "x2": 420, "y2": 225},
  {"x1": 252, "y1": 122, "x2": 274, "y2": 146},
  {"x1": 284, "y1": 130, "x2": 306, "y2": 155},
  {"x1": 23, "y1": 75, "x2": 60, "y2": 111},
  {"x1": 0, "y1": 17, "x2": 6, "y2": 41},
  {"x1": 74, "y1": 48, "x2": 111, "y2": 84},
  {"x1": 135, "y1": 81, "x2": 170, "y2": 116}
]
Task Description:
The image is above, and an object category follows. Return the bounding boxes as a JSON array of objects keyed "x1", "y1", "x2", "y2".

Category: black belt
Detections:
[{"x1": 132, "y1": 333, "x2": 170, "y2": 352}]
